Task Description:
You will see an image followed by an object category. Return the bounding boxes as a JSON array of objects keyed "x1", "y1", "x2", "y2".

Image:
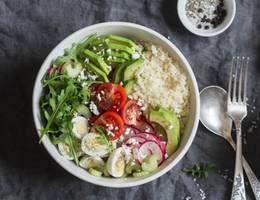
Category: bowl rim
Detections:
[
  {"x1": 32, "y1": 21, "x2": 200, "y2": 188},
  {"x1": 177, "y1": 0, "x2": 236, "y2": 37}
]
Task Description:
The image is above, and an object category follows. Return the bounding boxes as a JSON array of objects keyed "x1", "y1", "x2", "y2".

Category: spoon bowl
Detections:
[{"x1": 200, "y1": 85, "x2": 232, "y2": 138}]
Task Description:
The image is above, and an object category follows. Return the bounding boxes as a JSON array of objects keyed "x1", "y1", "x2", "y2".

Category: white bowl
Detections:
[
  {"x1": 177, "y1": 0, "x2": 236, "y2": 37},
  {"x1": 32, "y1": 22, "x2": 200, "y2": 188}
]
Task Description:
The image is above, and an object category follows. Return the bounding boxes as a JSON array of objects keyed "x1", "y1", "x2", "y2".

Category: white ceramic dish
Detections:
[
  {"x1": 177, "y1": 0, "x2": 236, "y2": 37},
  {"x1": 32, "y1": 22, "x2": 200, "y2": 188}
]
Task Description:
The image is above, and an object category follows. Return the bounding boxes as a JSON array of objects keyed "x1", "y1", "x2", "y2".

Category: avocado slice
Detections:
[
  {"x1": 124, "y1": 79, "x2": 135, "y2": 94},
  {"x1": 107, "y1": 42, "x2": 134, "y2": 54},
  {"x1": 85, "y1": 63, "x2": 109, "y2": 82},
  {"x1": 149, "y1": 107, "x2": 180, "y2": 156},
  {"x1": 105, "y1": 50, "x2": 131, "y2": 60},
  {"x1": 123, "y1": 58, "x2": 144, "y2": 81},
  {"x1": 107, "y1": 35, "x2": 140, "y2": 51},
  {"x1": 84, "y1": 49, "x2": 110, "y2": 74},
  {"x1": 112, "y1": 62, "x2": 129, "y2": 83}
]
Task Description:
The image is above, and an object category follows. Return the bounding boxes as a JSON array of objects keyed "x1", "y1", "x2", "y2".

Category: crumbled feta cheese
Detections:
[
  {"x1": 73, "y1": 112, "x2": 79, "y2": 117},
  {"x1": 120, "y1": 81, "x2": 124, "y2": 86},
  {"x1": 106, "y1": 49, "x2": 111, "y2": 53},
  {"x1": 81, "y1": 82, "x2": 88, "y2": 88},
  {"x1": 88, "y1": 74, "x2": 98, "y2": 80},
  {"x1": 84, "y1": 58, "x2": 89, "y2": 63},
  {"x1": 106, "y1": 123, "x2": 114, "y2": 131},
  {"x1": 92, "y1": 46, "x2": 96, "y2": 50},
  {"x1": 89, "y1": 101, "x2": 100, "y2": 115},
  {"x1": 127, "y1": 138, "x2": 139, "y2": 145},
  {"x1": 78, "y1": 69, "x2": 88, "y2": 81},
  {"x1": 106, "y1": 130, "x2": 115, "y2": 137},
  {"x1": 118, "y1": 135, "x2": 124, "y2": 142},
  {"x1": 111, "y1": 140, "x2": 118, "y2": 150},
  {"x1": 168, "y1": 124, "x2": 173, "y2": 130},
  {"x1": 107, "y1": 65, "x2": 112, "y2": 72},
  {"x1": 132, "y1": 52, "x2": 140, "y2": 59},
  {"x1": 145, "y1": 127, "x2": 151, "y2": 133},
  {"x1": 96, "y1": 93, "x2": 102, "y2": 101},
  {"x1": 107, "y1": 56, "x2": 112, "y2": 60},
  {"x1": 122, "y1": 144, "x2": 133, "y2": 163},
  {"x1": 136, "y1": 100, "x2": 143, "y2": 107},
  {"x1": 124, "y1": 128, "x2": 131, "y2": 135}
]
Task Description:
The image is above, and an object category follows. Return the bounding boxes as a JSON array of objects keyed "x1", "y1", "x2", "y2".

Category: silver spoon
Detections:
[{"x1": 200, "y1": 85, "x2": 260, "y2": 200}]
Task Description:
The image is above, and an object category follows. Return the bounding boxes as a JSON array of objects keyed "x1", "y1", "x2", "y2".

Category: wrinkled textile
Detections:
[{"x1": 0, "y1": 0, "x2": 259, "y2": 199}]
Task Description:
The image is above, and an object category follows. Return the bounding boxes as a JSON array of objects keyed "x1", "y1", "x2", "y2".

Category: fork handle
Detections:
[
  {"x1": 231, "y1": 121, "x2": 246, "y2": 200},
  {"x1": 228, "y1": 134, "x2": 260, "y2": 200}
]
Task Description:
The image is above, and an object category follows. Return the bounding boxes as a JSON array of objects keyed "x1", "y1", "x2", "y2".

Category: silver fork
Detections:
[{"x1": 228, "y1": 56, "x2": 249, "y2": 200}]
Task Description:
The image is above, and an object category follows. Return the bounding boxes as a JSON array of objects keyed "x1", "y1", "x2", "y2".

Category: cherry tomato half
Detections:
[
  {"x1": 120, "y1": 100, "x2": 144, "y2": 126},
  {"x1": 95, "y1": 83, "x2": 127, "y2": 112},
  {"x1": 94, "y1": 111, "x2": 125, "y2": 140}
]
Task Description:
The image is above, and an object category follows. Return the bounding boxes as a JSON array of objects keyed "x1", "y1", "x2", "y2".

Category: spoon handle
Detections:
[
  {"x1": 230, "y1": 122, "x2": 246, "y2": 200},
  {"x1": 228, "y1": 136, "x2": 260, "y2": 200}
]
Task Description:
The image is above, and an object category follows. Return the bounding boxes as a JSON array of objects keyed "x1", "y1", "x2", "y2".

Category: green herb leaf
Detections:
[
  {"x1": 94, "y1": 125, "x2": 113, "y2": 153},
  {"x1": 183, "y1": 163, "x2": 215, "y2": 178}
]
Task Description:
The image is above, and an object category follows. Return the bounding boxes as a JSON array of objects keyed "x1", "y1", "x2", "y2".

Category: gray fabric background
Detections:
[{"x1": 0, "y1": 0, "x2": 259, "y2": 199}]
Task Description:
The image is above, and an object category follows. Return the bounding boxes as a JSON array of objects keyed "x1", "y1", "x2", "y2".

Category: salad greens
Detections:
[{"x1": 40, "y1": 33, "x2": 142, "y2": 168}]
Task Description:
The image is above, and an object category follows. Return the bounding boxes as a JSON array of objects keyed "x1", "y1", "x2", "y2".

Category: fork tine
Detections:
[
  {"x1": 228, "y1": 57, "x2": 235, "y2": 102},
  {"x1": 232, "y1": 57, "x2": 239, "y2": 102},
  {"x1": 243, "y1": 57, "x2": 249, "y2": 102},
  {"x1": 238, "y1": 57, "x2": 245, "y2": 102}
]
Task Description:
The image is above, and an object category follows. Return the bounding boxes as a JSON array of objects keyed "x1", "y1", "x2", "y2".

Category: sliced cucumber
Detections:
[
  {"x1": 103, "y1": 165, "x2": 110, "y2": 177},
  {"x1": 125, "y1": 159, "x2": 141, "y2": 174},
  {"x1": 132, "y1": 171, "x2": 150, "y2": 177},
  {"x1": 141, "y1": 154, "x2": 159, "y2": 172},
  {"x1": 63, "y1": 62, "x2": 82, "y2": 78},
  {"x1": 76, "y1": 104, "x2": 92, "y2": 118},
  {"x1": 88, "y1": 168, "x2": 103, "y2": 177}
]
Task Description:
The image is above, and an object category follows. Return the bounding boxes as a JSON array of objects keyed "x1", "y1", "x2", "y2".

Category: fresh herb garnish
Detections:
[
  {"x1": 183, "y1": 163, "x2": 215, "y2": 178},
  {"x1": 94, "y1": 125, "x2": 113, "y2": 153}
]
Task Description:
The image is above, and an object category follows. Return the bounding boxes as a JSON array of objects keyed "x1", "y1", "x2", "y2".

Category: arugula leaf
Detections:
[
  {"x1": 183, "y1": 163, "x2": 215, "y2": 178},
  {"x1": 40, "y1": 81, "x2": 76, "y2": 140},
  {"x1": 64, "y1": 118, "x2": 79, "y2": 165}
]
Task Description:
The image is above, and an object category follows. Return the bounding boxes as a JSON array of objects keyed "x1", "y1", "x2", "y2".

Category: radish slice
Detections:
[
  {"x1": 136, "y1": 133, "x2": 166, "y2": 155},
  {"x1": 138, "y1": 141, "x2": 164, "y2": 164},
  {"x1": 124, "y1": 136, "x2": 147, "y2": 147}
]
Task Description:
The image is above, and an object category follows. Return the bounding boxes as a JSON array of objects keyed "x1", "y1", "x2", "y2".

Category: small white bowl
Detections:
[
  {"x1": 32, "y1": 22, "x2": 200, "y2": 188},
  {"x1": 177, "y1": 0, "x2": 236, "y2": 37}
]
